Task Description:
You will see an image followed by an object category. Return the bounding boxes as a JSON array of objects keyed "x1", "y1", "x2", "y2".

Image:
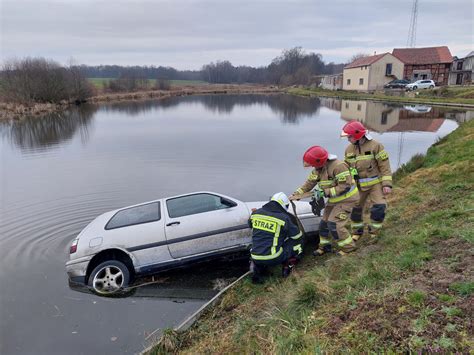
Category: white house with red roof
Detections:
[{"x1": 343, "y1": 53, "x2": 404, "y2": 92}]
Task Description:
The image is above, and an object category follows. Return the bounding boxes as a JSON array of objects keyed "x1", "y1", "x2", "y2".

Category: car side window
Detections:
[
  {"x1": 167, "y1": 194, "x2": 236, "y2": 218},
  {"x1": 105, "y1": 202, "x2": 161, "y2": 230}
]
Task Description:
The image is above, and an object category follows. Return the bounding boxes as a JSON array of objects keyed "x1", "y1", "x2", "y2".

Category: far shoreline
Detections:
[{"x1": 2, "y1": 84, "x2": 474, "y2": 121}]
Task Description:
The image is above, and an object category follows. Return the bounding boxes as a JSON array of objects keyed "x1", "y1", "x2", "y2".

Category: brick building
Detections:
[{"x1": 392, "y1": 46, "x2": 453, "y2": 86}]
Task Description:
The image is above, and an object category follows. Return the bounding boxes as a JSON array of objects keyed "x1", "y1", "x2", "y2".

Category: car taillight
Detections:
[{"x1": 70, "y1": 239, "x2": 78, "y2": 254}]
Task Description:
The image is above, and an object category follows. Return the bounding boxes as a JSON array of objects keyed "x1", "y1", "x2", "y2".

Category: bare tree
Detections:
[{"x1": 348, "y1": 53, "x2": 371, "y2": 65}]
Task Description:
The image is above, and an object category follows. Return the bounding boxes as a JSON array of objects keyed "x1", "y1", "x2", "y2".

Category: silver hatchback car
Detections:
[{"x1": 66, "y1": 191, "x2": 319, "y2": 295}]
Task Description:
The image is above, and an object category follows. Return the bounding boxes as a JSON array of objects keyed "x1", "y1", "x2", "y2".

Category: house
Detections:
[
  {"x1": 343, "y1": 53, "x2": 404, "y2": 92},
  {"x1": 320, "y1": 73, "x2": 343, "y2": 90},
  {"x1": 392, "y1": 46, "x2": 453, "y2": 85},
  {"x1": 340, "y1": 100, "x2": 400, "y2": 132},
  {"x1": 448, "y1": 51, "x2": 474, "y2": 85}
]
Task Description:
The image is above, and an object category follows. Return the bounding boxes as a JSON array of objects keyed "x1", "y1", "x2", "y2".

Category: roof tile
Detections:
[{"x1": 392, "y1": 46, "x2": 453, "y2": 64}]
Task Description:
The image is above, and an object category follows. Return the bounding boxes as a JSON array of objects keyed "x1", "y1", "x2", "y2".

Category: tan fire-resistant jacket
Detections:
[
  {"x1": 295, "y1": 159, "x2": 357, "y2": 205},
  {"x1": 344, "y1": 138, "x2": 392, "y2": 191}
]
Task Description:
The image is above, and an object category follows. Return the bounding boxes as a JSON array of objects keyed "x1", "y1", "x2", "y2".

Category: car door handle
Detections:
[{"x1": 166, "y1": 221, "x2": 180, "y2": 226}]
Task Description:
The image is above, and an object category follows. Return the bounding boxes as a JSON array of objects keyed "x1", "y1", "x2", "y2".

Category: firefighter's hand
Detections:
[
  {"x1": 383, "y1": 186, "x2": 392, "y2": 195},
  {"x1": 289, "y1": 193, "x2": 300, "y2": 201}
]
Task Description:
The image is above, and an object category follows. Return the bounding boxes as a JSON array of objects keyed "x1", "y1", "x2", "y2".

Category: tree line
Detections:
[
  {"x1": 0, "y1": 47, "x2": 347, "y2": 104},
  {"x1": 79, "y1": 47, "x2": 345, "y2": 85}
]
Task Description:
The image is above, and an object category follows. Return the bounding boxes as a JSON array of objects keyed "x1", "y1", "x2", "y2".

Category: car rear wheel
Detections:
[
  {"x1": 429, "y1": 85, "x2": 434, "y2": 89},
  {"x1": 88, "y1": 260, "x2": 130, "y2": 295}
]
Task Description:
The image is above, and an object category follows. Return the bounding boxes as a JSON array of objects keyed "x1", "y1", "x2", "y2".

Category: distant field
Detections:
[{"x1": 87, "y1": 78, "x2": 208, "y2": 89}]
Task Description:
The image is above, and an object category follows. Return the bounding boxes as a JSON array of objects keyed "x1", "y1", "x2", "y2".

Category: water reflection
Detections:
[
  {"x1": 334, "y1": 99, "x2": 468, "y2": 133},
  {"x1": 99, "y1": 94, "x2": 322, "y2": 123},
  {"x1": 0, "y1": 105, "x2": 96, "y2": 151}
]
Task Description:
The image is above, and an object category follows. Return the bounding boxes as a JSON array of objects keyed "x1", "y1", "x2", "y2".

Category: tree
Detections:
[{"x1": 348, "y1": 53, "x2": 371, "y2": 65}]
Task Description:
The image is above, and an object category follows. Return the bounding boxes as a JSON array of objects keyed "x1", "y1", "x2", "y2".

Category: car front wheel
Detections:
[
  {"x1": 88, "y1": 260, "x2": 131, "y2": 295},
  {"x1": 413, "y1": 86, "x2": 418, "y2": 90}
]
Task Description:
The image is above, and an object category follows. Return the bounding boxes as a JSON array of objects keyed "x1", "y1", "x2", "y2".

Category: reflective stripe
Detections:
[
  {"x1": 370, "y1": 222, "x2": 383, "y2": 229},
  {"x1": 355, "y1": 154, "x2": 374, "y2": 161},
  {"x1": 330, "y1": 187, "x2": 337, "y2": 197},
  {"x1": 296, "y1": 188, "x2": 304, "y2": 194},
  {"x1": 290, "y1": 231, "x2": 303, "y2": 240},
  {"x1": 319, "y1": 180, "x2": 333, "y2": 187},
  {"x1": 349, "y1": 167, "x2": 358, "y2": 177},
  {"x1": 337, "y1": 235, "x2": 353, "y2": 247},
  {"x1": 345, "y1": 157, "x2": 356, "y2": 163},
  {"x1": 251, "y1": 247, "x2": 283, "y2": 260},
  {"x1": 319, "y1": 237, "x2": 331, "y2": 245},
  {"x1": 251, "y1": 214, "x2": 286, "y2": 226},
  {"x1": 293, "y1": 244, "x2": 303, "y2": 254},
  {"x1": 358, "y1": 176, "x2": 381, "y2": 187},
  {"x1": 328, "y1": 185, "x2": 358, "y2": 203},
  {"x1": 335, "y1": 171, "x2": 350, "y2": 182},
  {"x1": 375, "y1": 150, "x2": 389, "y2": 160},
  {"x1": 381, "y1": 176, "x2": 392, "y2": 181},
  {"x1": 351, "y1": 222, "x2": 364, "y2": 228},
  {"x1": 308, "y1": 171, "x2": 319, "y2": 181}
]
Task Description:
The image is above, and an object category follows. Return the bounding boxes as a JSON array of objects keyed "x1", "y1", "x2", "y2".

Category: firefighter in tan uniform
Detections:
[
  {"x1": 289, "y1": 146, "x2": 359, "y2": 256},
  {"x1": 341, "y1": 121, "x2": 392, "y2": 242}
]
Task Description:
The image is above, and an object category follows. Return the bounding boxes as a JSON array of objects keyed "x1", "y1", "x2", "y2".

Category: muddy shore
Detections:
[{"x1": 0, "y1": 84, "x2": 280, "y2": 121}]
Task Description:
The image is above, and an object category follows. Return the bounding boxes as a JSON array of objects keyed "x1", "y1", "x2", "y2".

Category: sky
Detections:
[{"x1": 1, "y1": 0, "x2": 473, "y2": 70}]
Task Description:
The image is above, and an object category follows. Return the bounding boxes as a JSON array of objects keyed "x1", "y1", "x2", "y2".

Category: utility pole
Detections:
[
  {"x1": 407, "y1": 0, "x2": 419, "y2": 48},
  {"x1": 399, "y1": 0, "x2": 419, "y2": 168}
]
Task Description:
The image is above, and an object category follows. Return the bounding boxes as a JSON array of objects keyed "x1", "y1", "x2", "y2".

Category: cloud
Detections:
[{"x1": 1, "y1": 0, "x2": 472, "y2": 68}]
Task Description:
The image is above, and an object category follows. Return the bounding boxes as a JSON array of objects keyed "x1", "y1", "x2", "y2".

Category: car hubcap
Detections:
[{"x1": 92, "y1": 266, "x2": 124, "y2": 294}]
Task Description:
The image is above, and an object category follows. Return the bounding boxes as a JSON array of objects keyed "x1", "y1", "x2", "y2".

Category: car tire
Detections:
[
  {"x1": 88, "y1": 260, "x2": 131, "y2": 296},
  {"x1": 429, "y1": 85, "x2": 434, "y2": 89},
  {"x1": 413, "y1": 86, "x2": 418, "y2": 90}
]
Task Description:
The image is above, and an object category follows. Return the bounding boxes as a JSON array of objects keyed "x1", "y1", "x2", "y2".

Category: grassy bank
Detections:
[
  {"x1": 87, "y1": 78, "x2": 208, "y2": 90},
  {"x1": 150, "y1": 120, "x2": 474, "y2": 353},
  {"x1": 288, "y1": 86, "x2": 474, "y2": 107}
]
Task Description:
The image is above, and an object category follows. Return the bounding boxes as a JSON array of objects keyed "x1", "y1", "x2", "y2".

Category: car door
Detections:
[
  {"x1": 164, "y1": 193, "x2": 251, "y2": 259},
  {"x1": 420, "y1": 80, "x2": 430, "y2": 89}
]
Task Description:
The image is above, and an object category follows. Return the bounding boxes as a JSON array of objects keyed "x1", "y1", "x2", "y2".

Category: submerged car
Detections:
[{"x1": 66, "y1": 191, "x2": 319, "y2": 295}]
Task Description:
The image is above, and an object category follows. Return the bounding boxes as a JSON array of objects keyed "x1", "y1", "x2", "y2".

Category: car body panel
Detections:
[
  {"x1": 406, "y1": 80, "x2": 435, "y2": 90},
  {"x1": 66, "y1": 191, "x2": 320, "y2": 285}
]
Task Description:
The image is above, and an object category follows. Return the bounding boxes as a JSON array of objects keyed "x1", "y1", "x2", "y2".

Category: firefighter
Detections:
[
  {"x1": 341, "y1": 121, "x2": 392, "y2": 242},
  {"x1": 290, "y1": 146, "x2": 359, "y2": 256},
  {"x1": 249, "y1": 192, "x2": 302, "y2": 283}
]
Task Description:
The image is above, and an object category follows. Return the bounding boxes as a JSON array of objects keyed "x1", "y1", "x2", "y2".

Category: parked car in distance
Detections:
[
  {"x1": 66, "y1": 191, "x2": 319, "y2": 295},
  {"x1": 384, "y1": 79, "x2": 411, "y2": 89},
  {"x1": 403, "y1": 105, "x2": 432, "y2": 113},
  {"x1": 405, "y1": 80, "x2": 436, "y2": 91}
]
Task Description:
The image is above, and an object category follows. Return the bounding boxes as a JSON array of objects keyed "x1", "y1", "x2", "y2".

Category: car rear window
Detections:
[
  {"x1": 105, "y1": 202, "x2": 161, "y2": 230},
  {"x1": 166, "y1": 193, "x2": 234, "y2": 218}
]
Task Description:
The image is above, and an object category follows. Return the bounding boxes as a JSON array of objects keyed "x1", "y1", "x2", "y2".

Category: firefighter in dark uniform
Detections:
[{"x1": 249, "y1": 192, "x2": 302, "y2": 284}]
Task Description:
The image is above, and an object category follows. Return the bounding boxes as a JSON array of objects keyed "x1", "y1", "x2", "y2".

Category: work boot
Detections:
[
  {"x1": 312, "y1": 244, "x2": 332, "y2": 257},
  {"x1": 368, "y1": 234, "x2": 379, "y2": 244},
  {"x1": 282, "y1": 264, "x2": 293, "y2": 278},
  {"x1": 251, "y1": 273, "x2": 265, "y2": 284}
]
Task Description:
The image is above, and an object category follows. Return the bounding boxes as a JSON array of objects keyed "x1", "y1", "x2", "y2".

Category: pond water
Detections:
[{"x1": 0, "y1": 94, "x2": 471, "y2": 354}]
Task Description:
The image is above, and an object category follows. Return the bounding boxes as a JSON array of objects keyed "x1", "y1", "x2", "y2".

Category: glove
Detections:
[{"x1": 313, "y1": 187, "x2": 325, "y2": 199}]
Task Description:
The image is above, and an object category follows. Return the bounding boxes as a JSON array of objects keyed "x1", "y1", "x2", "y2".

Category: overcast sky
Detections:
[{"x1": 1, "y1": 0, "x2": 472, "y2": 69}]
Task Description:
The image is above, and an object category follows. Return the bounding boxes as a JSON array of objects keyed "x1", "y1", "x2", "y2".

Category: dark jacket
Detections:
[{"x1": 249, "y1": 201, "x2": 302, "y2": 261}]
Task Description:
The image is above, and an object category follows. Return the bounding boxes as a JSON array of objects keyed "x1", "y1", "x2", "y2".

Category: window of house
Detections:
[
  {"x1": 347, "y1": 79, "x2": 351, "y2": 85},
  {"x1": 381, "y1": 112, "x2": 388, "y2": 125},
  {"x1": 359, "y1": 78, "x2": 364, "y2": 85},
  {"x1": 345, "y1": 102, "x2": 349, "y2": 109},
  {"x1": 457, "y1": 62, "x2": 463, "y2": 70},
  {"x1": 166, "y1": 193, "x2": 236, "y2": 218},
  {"x1": 106, "y1": 202, "x2": 160, "y2": 230},
  {"x1": 357, "y1": 104, "x2": 362, "y2": 111},
  {"x1": 385, "y1": 63, "x2": 392, "y2": 75}
]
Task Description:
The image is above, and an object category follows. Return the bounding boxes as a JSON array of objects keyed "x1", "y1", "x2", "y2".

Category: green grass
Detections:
[
  {"x1": 87, "y1": 78, "x2": 207, "y2": 89},
  {"x1": 288, "y1": 87, "x2": 474, "y2": 106},
  {"x1": 149, "y1": 120, "x2": 474, "y2": 354}
]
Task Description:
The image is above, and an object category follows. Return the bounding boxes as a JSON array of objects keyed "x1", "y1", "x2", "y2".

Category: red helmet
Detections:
[
  {"x1": 303, "y1": 146, "x2": 328, "y2": 168},
  {"x1": 341, "y1": 121, "x2": 367, "y2": 140}
]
